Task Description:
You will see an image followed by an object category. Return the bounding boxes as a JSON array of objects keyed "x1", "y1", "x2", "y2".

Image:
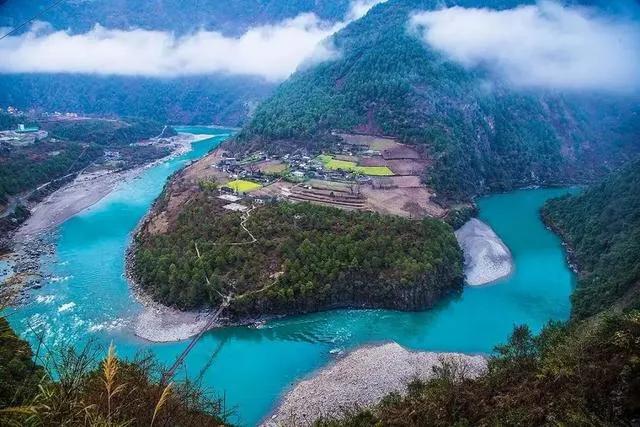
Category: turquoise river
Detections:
[{"x1": 4, "y1": 128, "x2": 577, "y2": 426}]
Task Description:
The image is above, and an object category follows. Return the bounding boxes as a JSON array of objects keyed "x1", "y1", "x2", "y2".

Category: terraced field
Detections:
[{"x1": 318, "y1": 155, "x2": 394, "y2": 176}]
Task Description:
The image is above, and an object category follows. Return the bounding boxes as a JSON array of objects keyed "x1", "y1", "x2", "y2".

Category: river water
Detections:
[{"x1": 4, "y1": 127, "x2": 577, "y2": 426}]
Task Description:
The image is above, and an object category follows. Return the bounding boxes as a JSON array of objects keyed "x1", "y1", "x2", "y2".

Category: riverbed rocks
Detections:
[
  {"x1": 455, "y1": 218, "x2": 513, "y2": 285},
  {"x1": 133, "y1": 304, "x2": 210, "y2": 342},
  {"x1": 264, "y1": 342, "x2": 487, "y2": 426}
]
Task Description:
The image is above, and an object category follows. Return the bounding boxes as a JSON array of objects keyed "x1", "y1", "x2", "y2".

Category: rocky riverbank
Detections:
[
  {"x1": 16, "y1": 133, "x2": 208, "y2": 239},
  {"x1": 125, "y1": 247, "x2": 277, "y2": 341},
  {"x1": 0, "y1": 234, "x2": 54, "y2": 307},
  {"x1": 455, "y1": 218, "x2": 513, "y2": 285},
  {"x1": 263, "y1": 342, "x2": 487, "y2": 426},
  {"x1": 125, "y1": 218, "x2": 273, "y2": 341},
  {"x1": 2, "y1": 133, "x2": 213, "y2": 311}
]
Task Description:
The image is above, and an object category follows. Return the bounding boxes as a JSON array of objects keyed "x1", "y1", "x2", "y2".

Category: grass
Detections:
[
  {"x1": 318, "y1": 155, "x2": 394, "y2": 176},
  {"x1": 307, "y1": 179, "x2": 351, "y2": 191},
  {"x1": 369, "y1": 138, "x2": 398, "y2": 151},
  {"x1": 224, "y1": 179, "x2": 263, "y2": 192},
  {"x1": 357, "y1": 166, "x2": 395, "y2": 176}
]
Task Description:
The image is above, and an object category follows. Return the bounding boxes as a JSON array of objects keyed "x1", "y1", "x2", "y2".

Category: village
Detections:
[{"x1": 202, "y1": 133, "x2": 447, "y2": 219}]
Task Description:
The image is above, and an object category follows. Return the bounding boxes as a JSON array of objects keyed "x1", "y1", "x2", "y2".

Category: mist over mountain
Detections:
[
  {"x1": 0, "y1": 0, "x2": 379, "y2": 125},
  {"x1": 239, "y1": 0, "x2": 640, "y2": 200},
  {"x1": 1, "y1": 2, "x2": 639, "y2": 426},
  {"x1": 0, "y1": 0, "x2": 352, "y2": 36}
]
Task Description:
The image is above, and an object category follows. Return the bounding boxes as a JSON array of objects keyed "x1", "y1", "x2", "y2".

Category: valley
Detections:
[
  {"x1": 0, "y1": 0, "x2": 639, "y2": 425},
  {"x1": 1, "y1": 125, "x2": 579, "y2": 425},
  {"x1": 0, "y1": 109, "x2": 179, "y2": 238}
]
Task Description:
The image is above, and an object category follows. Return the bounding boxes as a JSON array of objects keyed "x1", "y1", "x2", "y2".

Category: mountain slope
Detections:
[
  {"x1": 320, "y1": 158, "x2": 640, "y2": 427},
  {"x1": 0, "y1": 0, "x2": 352, "y2": 125},
  {"x1": 239, "y1": 0, "x2": 640, "y2": 200},
  {"x1": 0, "y1": 74, "x2": 272, "y2": 127},
  {"x1": 0, "y1": 0, "x2": 351, "y2": 36},
  {"x1": 543, "y1": 159, "x2": 640, "y2": 319}
]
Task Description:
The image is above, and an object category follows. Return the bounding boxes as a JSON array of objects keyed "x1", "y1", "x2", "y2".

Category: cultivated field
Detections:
[
  {"x1": 318, "y1": 155, "x2": 394, "y2": 176},
  {"x1": 256, "y1": 160, "x2": 288, "y2": 175},
  {"x1": 225, "y1": 179, "x2": 263, "y2": 192}
]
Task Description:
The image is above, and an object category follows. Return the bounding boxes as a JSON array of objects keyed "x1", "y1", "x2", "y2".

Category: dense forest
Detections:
[
  {"x1": 238, "y1": 0, "x2": 640, "y2": 201},
  {"x1": 0, "y1": 0, "x2": 355, "y2": 126},
  {"x1": 133, "y1": 197, "x2": 463, "y2": 319},
  {"x1": 0, "y1": 75, "x2": 273, "y2": 127},
  {"x1": 42, "y1": 117, "x2": 173, "y2": 146},
  {"x1": 0, "y1": 140, "x2": 102, "y2": 204},
  {"x1": 543, "y1": 159, "x2": 640, "y2": 318},
  {"x1": 321, "y1": 162, "x2": 640, "y2": 426},
  {"x1": 0, "y1": 318, "x2": 226, "y2": 426}
]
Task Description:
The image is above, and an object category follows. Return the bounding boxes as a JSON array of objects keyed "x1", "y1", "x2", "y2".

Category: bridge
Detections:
[{"x1": 162, "y1": 294, "x2": 232, "y2": 382}]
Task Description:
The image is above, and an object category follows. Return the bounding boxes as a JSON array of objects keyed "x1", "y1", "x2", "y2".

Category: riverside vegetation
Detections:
[
  {"x1": 133, "y1": 194, "x2": 463, "y2": 319},
  {"x1": 319, "y1": 161, "x2": 640, "y2": 426},
  {"x1": 0, "y1": 316, "x2": 227, "y2": 426},
  {"x1": 0, "y1": 113, "x2": 173, "y2": 239},
  {"x1": 542, "y1": 158, "x2": 640, "y2": 318},
  {"x1": 0, "y1": 113, "x2": 171, "y2": 205}
]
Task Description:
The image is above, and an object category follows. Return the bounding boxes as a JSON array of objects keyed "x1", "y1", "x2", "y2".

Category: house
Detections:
[
  {"x1": 223, "y1": 203, "x2": 248, "y2": 212},
  {"x1": 218, "y1": 194, "x2": 242, "y2": 202}
]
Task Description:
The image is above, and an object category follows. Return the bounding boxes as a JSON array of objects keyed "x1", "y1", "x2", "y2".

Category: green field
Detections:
[
  {"x1": 224, "y1": 179, "x2": 263, "y2": 192},
  {"x1": 318, "y1": 155, "x2": 394, "y2": 176}
]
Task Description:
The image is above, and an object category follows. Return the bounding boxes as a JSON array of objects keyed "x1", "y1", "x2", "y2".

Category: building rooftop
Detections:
[
  {"x1": 218, "y1": 194, "x2": 241, "y2": 202},
  {"x1": 223, "y1": 203, "x2": 248, "y2": 212}
]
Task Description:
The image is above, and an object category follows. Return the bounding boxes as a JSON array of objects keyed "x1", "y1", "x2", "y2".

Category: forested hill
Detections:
[
  {"x1": 133, "y1": 197, "x2": 463, "y2": 319},
  {"x1": 238, "y1": 0, "x2": 640, "y2": 201},
  {"x1": 0, "y1": 1, "x2": 353, "y2": 126},
  {"x1": 543, "y1": 159, "x2": 640, "y2": 319},
  {"x1": 0, "y1": 0, "x2": 351, "y2": 36},
  {"x1": 0, "y1": 74, "x2": 273, "y2": 128},
  {"x1": 0, "y1": 115, "x2": 170, "y2": 214},
  {"x1": 325, "y1": 158, "x2": 640, "y2": 427}
]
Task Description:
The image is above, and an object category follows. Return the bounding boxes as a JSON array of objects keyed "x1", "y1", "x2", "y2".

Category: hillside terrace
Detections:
[{"x1": 194, "y1": 134, "x2": 446, "y2": 219}]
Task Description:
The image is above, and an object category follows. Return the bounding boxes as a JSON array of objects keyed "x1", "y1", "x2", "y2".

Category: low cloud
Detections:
[
  {"x1": 347, "y1": 0, "x2": 388, "y2": 20},
  {"x1": 409, "y1": 1, "x2": 640, "y2": 93},
  {"x1": 0, "y1": 0, "x2": 385, "y2": 81}
]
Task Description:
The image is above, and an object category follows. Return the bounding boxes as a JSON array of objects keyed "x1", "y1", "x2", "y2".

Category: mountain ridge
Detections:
[{"x1": 237, "y1": 0, "x2": 640, "y2": 201}]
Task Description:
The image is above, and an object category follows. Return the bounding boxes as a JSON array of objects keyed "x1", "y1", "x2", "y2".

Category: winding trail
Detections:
[
  {"x1": 239, "y1": 205, "x2": 258, "y2": 244},
  {"x1": 212, "y1": 204, "x2": 258, "y2": 246}
]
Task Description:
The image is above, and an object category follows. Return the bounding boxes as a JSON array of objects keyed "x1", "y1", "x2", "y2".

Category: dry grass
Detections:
[
  {"x1": 0, "y1": 341, "x2": 227, "y2": 426},
  {"x1": 256, "y1": 160, "x2": 288, "y2": 175}
]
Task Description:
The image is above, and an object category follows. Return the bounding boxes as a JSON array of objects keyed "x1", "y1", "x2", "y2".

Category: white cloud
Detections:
[
  {"x1": 347, "y1": 0, "x2": 388, "y2": 20},
  {"x1": 409, "y1": 1, "x2": 640, "y2": 93},
  {"x1": 0, "y1": 0, "x2": 386, "y2": 81}
]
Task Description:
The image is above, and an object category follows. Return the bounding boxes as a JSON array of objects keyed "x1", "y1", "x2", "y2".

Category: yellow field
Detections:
[
  {"x1": 318, "y1": 155, "x2": 394, "y2": 176},
  {"x1": 224, "y1": 179, "x2": 263, "y2": 192}
]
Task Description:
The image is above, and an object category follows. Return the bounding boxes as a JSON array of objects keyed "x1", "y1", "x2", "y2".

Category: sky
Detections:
[
  {"x1": 409, "y1": 1, "x2": 640, "y2": 93},
  {"x1": 0, "y1": 0, "x2": 386, "y2": 81}
]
